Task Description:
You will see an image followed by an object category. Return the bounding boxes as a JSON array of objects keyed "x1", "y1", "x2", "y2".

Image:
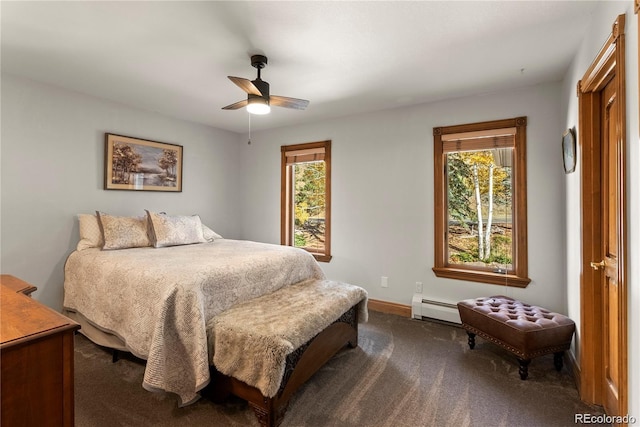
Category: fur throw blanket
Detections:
[{"x1": 209, "y1": 279, "x2": 368, "y2": 397}]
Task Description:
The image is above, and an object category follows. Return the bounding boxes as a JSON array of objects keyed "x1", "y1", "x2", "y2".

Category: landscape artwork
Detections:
[{"x1": 104, "y1": 134, "x2": 183, "y2": 192}]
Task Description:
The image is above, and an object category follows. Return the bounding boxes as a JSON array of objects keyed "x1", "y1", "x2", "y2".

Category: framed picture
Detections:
[
  {"x1": 562, "y1": 127, "x2": 576, "y2": 174},
  {"x1": 105, "y1": 134, "x2": 183, "y2": 192}
]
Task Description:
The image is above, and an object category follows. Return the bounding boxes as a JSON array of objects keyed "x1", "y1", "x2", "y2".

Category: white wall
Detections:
[
  {"x1": 560, "y1": 1, "x2": 639, "y2": 418},
  {"x1": 0, "y1": 74, "x2": 242, "y2": 310},
  {"x1": 238, "y1": 81, "x2": 566, "y2": 313}
]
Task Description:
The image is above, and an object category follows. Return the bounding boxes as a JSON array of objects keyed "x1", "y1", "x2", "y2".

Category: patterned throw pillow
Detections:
[
  {"x1": 76, "y1": 213, "x2": 104, "y2": 251},
  {"x1": 96, "y1": 212, "x2": 151, "y2": 250},
  {"x1": 146, "y1": 210, "x2": 207, "y2": 248}
]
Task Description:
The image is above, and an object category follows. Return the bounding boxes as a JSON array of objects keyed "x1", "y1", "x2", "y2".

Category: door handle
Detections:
[{"x1": 590, "y1": 260, "x2": 606, "y2": 270}]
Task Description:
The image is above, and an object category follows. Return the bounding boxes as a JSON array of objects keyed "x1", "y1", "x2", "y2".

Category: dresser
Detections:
[{"x1": 0, "y1": 275, "x2": 80, "y2": 427}]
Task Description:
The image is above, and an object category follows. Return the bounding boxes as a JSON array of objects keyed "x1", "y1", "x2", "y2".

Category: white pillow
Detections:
[
  {"x1": 96, "y1": 212, "x2": 151, "y2": 250},
  {"x1": 76, "y1": 214, "x2": 104, "y2": 251},
  {"x1": 202, "y1": 224, "x2": 223, "y2": 242},
  {"x1": 146, "y1": 210, "x2": 207, "y2": 248}
]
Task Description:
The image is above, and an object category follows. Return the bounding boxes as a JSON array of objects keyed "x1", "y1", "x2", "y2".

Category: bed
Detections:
[{"x1": 63, "y1": 211, "x2": 367, "y2": 421}]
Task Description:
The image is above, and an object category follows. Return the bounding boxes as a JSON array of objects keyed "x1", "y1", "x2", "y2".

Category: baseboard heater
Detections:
[{"x1": 411, "y1": 294, "x2": 461, "y2": 324}]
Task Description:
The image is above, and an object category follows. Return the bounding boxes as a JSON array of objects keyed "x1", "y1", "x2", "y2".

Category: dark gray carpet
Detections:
[{"x1": 74, "y1": 311, "x2": 607, "y2": 426}]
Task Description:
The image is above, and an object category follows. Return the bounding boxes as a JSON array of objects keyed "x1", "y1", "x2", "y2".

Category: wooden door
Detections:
[
  {"x1": 598, "y1": 76, "x2": 623, "y2": 417},
  {"x1": 578, "y1": 14, "x2": 627, "y2": 422}
]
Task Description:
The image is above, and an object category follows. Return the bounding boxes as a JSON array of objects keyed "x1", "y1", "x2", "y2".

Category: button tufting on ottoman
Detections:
[{"x1": 457, "y1": 295, "x2": 575, "y2": 380}]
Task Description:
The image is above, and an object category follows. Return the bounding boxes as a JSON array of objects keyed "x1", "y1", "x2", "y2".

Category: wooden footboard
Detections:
[{"x1": 204, "y1": 305, "x2": 359, "y2": 427}]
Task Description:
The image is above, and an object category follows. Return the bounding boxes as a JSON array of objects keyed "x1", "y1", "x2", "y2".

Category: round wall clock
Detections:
[{"x1": 562, "y1": 128, "x2": 576, "y2": 174}]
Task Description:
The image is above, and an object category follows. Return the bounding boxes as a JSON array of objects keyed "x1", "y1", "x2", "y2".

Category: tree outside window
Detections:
[{"x1": 446, "y1": 150, "x2": 512, "y2": 268}]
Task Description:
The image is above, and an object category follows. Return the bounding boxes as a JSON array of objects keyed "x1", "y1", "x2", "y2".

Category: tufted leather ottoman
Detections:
[{"x1": 457, "y1": 295, "x2": 575, "y2": 380}]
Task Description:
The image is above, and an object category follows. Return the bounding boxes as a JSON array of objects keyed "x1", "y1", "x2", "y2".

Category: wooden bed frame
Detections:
[{"x1": 203, "y1": 306, "x2": 359, "y2": 427}]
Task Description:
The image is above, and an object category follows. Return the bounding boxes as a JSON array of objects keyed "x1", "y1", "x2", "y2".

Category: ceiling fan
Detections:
[{"x1": 222, "y1": 55, "x2": 309, "y2": 115}]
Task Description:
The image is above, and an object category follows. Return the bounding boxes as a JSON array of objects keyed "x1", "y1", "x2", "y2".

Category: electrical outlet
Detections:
[
  {"x1": 381, "y1": 276, "x2": 388, "y2": 288},
  {"x1": 415, "y1": 281, "x2": 423, "y2": 293}
]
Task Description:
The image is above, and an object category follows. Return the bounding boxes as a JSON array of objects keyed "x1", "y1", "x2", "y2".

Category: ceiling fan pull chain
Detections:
[{"x1": 248, "y1": 113, "x2": 252, "y2": 145}]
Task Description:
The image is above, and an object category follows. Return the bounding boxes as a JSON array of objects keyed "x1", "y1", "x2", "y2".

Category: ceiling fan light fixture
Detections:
[{"x1": 246, "y1": 97, "x2": 271, "y2": 115}]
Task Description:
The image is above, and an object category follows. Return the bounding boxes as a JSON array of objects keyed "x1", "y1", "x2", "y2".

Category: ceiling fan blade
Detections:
[
  {"x1": 221, "y1": 99, "x2": 249, "y2": 110},
  {"x1": 270, "y1": 95, "x2": 309, "y2": 110},
  {"x1": 228, "y1": 76, "x2": 262, "y2": 96}
]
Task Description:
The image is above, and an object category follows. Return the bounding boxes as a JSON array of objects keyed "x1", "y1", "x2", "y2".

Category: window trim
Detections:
[
  {"x1": 433, "y1": 117, "x2": 530, "y2": 287},
  {"x1": 281, "y1": 140, "x2": 332, "y2": 262}
]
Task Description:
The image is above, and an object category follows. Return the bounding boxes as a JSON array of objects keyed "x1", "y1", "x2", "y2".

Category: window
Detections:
[
  {"x1": 433, "y1": 117, "x2": 530, "y2": 287},
  {"x1": 281, "y1": 140, "x2": 331, "y2": 262}
]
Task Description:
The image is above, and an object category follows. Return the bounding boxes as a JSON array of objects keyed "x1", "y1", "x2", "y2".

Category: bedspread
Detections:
[{"x1": 63, "y1": 239, "x2": 325, "y2": 405}]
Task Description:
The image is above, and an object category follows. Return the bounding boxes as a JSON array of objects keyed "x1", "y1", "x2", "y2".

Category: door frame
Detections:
[{"x1": 578, "y1": 13, "x2": 628, "y2": 417}]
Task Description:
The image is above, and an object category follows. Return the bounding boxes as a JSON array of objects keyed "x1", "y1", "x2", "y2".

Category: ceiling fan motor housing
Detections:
[
  {"x1": 251, "y1": 55, "x2": 268, "y2": 69},
  {"x1": 250, "y1": 55, "x2": 270, "y2": 99},
  {"x1": 251, "y1": 79, "x2": 270, "y2": 99}
]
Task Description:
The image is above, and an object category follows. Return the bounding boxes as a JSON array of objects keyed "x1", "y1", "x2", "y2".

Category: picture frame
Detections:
[
  {"x1": 105, "y1": 133, "x2": 183, "y2": 192},
  {"x1": 562, "y1": 127, "x2": 576, "y2": 174}
]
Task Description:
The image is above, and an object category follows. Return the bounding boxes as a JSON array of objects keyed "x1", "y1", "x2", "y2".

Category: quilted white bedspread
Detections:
[{"x1": 63, "y1": 239, "x2": 325, "y2": 406}]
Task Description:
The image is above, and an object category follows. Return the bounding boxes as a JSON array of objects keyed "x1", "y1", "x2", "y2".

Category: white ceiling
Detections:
[{"x1": 1, "y1": 1, "x2": 598, "y2": 134}]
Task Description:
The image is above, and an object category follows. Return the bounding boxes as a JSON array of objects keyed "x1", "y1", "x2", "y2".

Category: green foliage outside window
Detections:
[
  {"x1": 293, "y1": 161, "x2": 326, "y2": 251},
  {"x1": 446, "y1": 149, "x2": 513, "y2": 268}
]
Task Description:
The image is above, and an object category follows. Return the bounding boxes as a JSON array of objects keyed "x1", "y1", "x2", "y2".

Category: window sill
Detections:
[
  {"x1": 432, "y1": 266, "x2": 530, "y2": 287},
  {"x1": 312, "y1": 254, "x2": 332, "y2": 263}
]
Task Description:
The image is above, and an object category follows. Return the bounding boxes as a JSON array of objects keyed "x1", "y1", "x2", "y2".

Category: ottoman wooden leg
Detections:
[
  {"x1": 553, "y1": 352, "x2": 564, "y2": 371},
  {"x1": 466, "y1": 332, "x2": 476, "y2": 349},
  {"x1": 518, "y1": 358, "x2": 531, "y2": 380}
]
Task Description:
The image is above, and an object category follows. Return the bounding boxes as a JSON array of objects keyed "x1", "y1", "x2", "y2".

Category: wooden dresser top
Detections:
[
  {"x1": 0, "y1": 275, "x2": 79, "y2": 348},
  {"x1": 0, "y1": 274, "x2": 38, "y2": 295}
]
